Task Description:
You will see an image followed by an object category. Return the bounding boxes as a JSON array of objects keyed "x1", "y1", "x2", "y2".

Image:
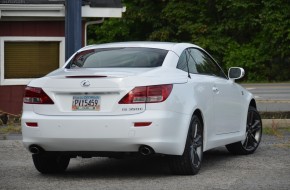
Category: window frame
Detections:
[
  {"x1": 190, "y1": 48, "x2": 228, "y2": 79},
  {"x1": 0, "y1": 36, "x2": 65, "y2": 85},
  {"x1": 66, "y1": 47, "x2": 169, "y2": 69},
  {"x1": 177, "y1": 47, "x2": 228, "y2": 79}
]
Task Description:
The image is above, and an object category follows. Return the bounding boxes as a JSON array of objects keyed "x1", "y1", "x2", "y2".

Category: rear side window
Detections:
[
  {"x1": 67, "y1": 47, "x2": 168, "y2": 68},
  {"x1": 176, "y1": 50, "x2": 198, "y2": 74},
  {"x1": 177, "y1": 48, "x2": 227, "y2": 79},
  {"x1": 189, "y1": 49, "x2": 227, "y2": 78}
]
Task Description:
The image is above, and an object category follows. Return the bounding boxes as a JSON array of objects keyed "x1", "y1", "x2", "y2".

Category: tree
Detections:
[{"x1": 87, "y1": 0, "x2": 290, "y2": 82}]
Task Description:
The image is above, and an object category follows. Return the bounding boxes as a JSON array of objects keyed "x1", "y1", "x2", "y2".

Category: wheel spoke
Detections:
[
  {"x1": 243, "y1": 109, "x2": 262, "y2": 151},
  {"x1": 193, "y1": 123, "x2": 198, "y2": 138},
  {"x1": 250, "y1": 133, "x2": 258, "y2": 144},
  {"x1": 251, "y1": 120, "x2": 261, "y2": 133},
  {"x1": 248, "y1": 111, "x2": 254, "y2": 126},
  {"x1": 243, "y1": 135, "x2": 249, "y2": 148},
  {"x1": 190, "y1": 145, "x2": 194, "y2": 161},
  {"x1": 247, "y1": 137, "x2": 254, "y2": 149},
  {"x1": 189, "y1": 120, "x2": 202, "y2": 168},
  {"x1": 190, "y1": 144, "x2": 200, "y2": 166},
  {"x1": 193, "y1": 149, "x2": 200, "y2": 167},
  {"x1": 193, "y1": 135, "x2": 202, "y2": 147},
  {"x1": 246, "y1": 133, "x2": 257, "y2": 149}
]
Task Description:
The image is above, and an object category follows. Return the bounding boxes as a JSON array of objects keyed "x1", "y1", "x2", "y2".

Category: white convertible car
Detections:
[{"x1": 21, "y1": 42, "x2": 262, "y2": 175}]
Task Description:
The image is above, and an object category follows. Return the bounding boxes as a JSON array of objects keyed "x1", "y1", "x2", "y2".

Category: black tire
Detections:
[
  {"x1": 32, "y1": 153, "x2": 70, "y2": 174},
  {"x1": 169, "y1": 115, "x2": 203, "y2": 175},
  {"x1": 226, "y1": 106, "x2": 262, "y2": 155}
]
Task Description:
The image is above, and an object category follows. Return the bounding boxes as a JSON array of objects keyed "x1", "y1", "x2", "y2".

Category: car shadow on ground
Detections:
[{"x1": 42, "y1": 147, "x2": 237, "y2": 178}]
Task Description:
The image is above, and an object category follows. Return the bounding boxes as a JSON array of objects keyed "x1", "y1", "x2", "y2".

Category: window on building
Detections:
[
  {"x1": 0, "y1": 37, "x2": 65, "y2": 85},
  {"x1": 4, "y1": 42, "x2": 59, "y2": 78}
]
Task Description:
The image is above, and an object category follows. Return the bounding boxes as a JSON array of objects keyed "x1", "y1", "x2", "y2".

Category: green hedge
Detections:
[{"x1": 88, "y1": 0, "x2": 290, "y2": 82}]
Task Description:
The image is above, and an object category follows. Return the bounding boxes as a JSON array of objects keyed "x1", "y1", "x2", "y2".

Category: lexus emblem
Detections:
[{"x1": 80, "y1": 80, "x2": 90, "y2": 87}]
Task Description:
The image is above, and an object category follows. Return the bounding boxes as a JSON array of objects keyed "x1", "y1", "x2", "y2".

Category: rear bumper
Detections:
[{"x1": 21, "y1": 110, "x2": 190, "y2": 155}]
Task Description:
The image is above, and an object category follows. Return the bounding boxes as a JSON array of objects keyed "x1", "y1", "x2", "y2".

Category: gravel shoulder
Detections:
[{"x1": 0, "y1": 133, "x2": 289, "y2": 190}]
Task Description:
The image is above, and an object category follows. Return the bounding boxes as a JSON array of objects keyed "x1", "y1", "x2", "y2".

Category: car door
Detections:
[
  {"x1": 189, "y1": 48, "x2": 243, "y2": 135},
  {"x1": 176, "y1": 48, "x2": 216, "y2": 138},
  {"x1": 212, "y1": 78, "x2": 243, "y2": 134}
]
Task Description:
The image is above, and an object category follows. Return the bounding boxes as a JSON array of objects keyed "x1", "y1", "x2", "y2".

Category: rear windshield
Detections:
[{"x1": 66, "y1": 47, "x2": 168, "y2": 69}]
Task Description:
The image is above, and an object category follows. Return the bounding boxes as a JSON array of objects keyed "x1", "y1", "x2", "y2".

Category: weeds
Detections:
[
  {"x1": 0, "y1": 125, "x2": 22, "y2": 134},
  {"x1": 263, "y1": 128, "x2": 283, "y2": 137},
  {"x1": 268, "y1": 119, "x2": 283, "y2": 137},
  {"x1": 274, "y1": 143, "x2": 290, "y2": 148},
  {"x1": 0, "y1": 114, "x2": 22, "y2": 135},
  {"x1": 262, "y1": 111, "x2": 290, "y2": 138}
]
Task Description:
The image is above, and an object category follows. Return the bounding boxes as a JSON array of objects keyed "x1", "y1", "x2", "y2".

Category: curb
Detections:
[{"x1": 0, "y1": 133, "x2": 22, "y2": 140}]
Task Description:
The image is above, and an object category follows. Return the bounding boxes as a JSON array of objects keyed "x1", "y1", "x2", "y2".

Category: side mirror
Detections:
[{"x1": 228, "y1": 67, "x2": 245, "y2": 80}]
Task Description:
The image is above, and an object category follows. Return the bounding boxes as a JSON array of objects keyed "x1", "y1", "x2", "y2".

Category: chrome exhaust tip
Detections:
[
  {"x1": 29, "y1": 145, "x2": 43, "y2": 154},
  {"x1": 139, "y1": 145, "x2": 154, "y2": 156}
]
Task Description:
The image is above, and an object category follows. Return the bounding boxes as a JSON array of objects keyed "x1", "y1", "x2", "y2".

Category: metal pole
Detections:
[{"x1": 65, "y1": 0, "x2": 82, "y2": 61}]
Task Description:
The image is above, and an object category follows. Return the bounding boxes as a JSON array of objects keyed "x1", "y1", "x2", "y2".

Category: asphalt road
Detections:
[
  {"x1": 1, "y1": 133, "x2": 289, "y2": 190},
  {"x1": 241, "y1": 83, "x2": 290, "y2": 112}
]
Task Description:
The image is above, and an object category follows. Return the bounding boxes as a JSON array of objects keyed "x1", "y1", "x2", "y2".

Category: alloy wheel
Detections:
[
  {"x1": 242, "y1": 109, "x2": 262, "y2": 151},
  {"x1": 190, "y1": 122, "x2": 203, "y2": 168}
]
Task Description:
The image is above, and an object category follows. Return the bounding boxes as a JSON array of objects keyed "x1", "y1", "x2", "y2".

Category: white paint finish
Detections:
[
  {"x1": 21, "y1": 42, "x2": 254, "y2": 155},
  {"x1": 22, "y1": 109, "x2": 190, "y2": 155},
  {"x1": 213, "y1": 78, "x2": 244, "y2": 134}
]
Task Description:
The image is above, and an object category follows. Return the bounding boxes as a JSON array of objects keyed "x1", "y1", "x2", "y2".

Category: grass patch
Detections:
[
  {"x1": 0, "y1": 125, "x2": 22, "y2": 134},
  {"x1": 284, "y1": 127, "x2": 290, "y2": 133},
  {"x1": 263, "y1": 125, "x2": 290, "y2": 138},
  {"x1": 0, "y1": 114, "x2": 21, "y2": 134},
  {"x1": 263, "y1": 127, "x2": 283, "y2": 137}
]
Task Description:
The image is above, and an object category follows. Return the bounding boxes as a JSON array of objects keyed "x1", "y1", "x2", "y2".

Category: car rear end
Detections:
[{"x1": 21, "y1": 44, "x2": 190, "y2": 156}]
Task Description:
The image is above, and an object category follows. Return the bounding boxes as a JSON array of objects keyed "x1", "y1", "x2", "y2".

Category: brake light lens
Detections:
[
  {"x1": 23, "y1": 87, "x2": 54, "y2": 104},
  {"x1": 134, "y1": 122, "x2": 152, "y2": 127},
  {"x1": 26, "y1": 122, "x2": 38, "y2": 127},
  {"x1": 119, "y1": 84, "x2": 173, "y2": 104}
]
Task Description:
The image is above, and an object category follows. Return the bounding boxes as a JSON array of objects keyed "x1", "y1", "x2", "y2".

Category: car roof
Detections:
[{"x1": 78, "y1": 41, "x2": 201, "y2": 55}]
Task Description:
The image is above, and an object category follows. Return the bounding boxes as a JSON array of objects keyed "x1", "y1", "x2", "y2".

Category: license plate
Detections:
[{"x1": 72, "y1": 95, "x2": 101, "y2": 111}]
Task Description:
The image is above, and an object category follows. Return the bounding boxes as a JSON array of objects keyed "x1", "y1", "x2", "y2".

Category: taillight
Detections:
[
  {"x1": 119, "y1": 84, "x2": 173, "y2": 104},
  {"x1": 26, "y1": 122, "x2": 38, "y2": 127},
  {"x1": 23, "y1": 87, "x2": 54, "y2": 104},
  {"x1": 134, "y1": 122, "x2": 152, "y2": 127}
]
